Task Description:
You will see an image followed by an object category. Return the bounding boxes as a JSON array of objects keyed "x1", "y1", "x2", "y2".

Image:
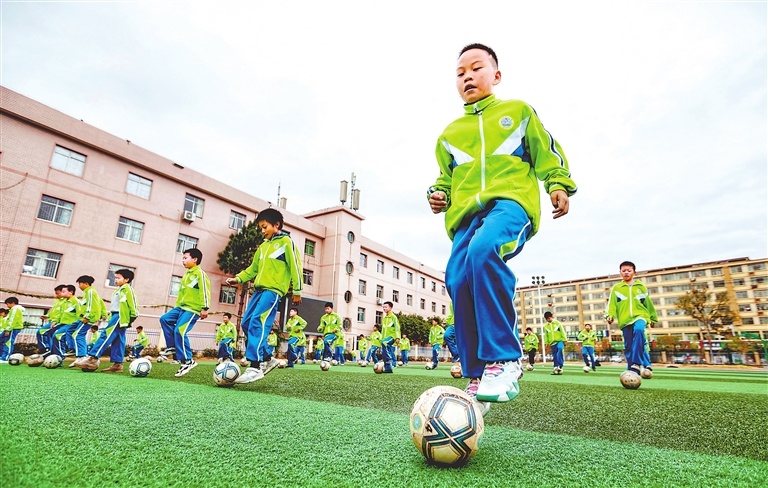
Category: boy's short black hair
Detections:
[
  {"x1": 383, "y1": 301, "x2": 393, "y2": 308},
  {"x1": 115, "y1": 269, "x2": 134, "y2": 282},
  {"x1": 54, "y1": 284, "x2": 66, "y2": 291},
  {"x1": 224, "y1": 312, "x2": 232, "y2": 318},
  {"x1": 184, "y1": 248, "x2": 203, "y2": 265},
  {"x1": 525, "y1": 327, "x2": 533, "y2": 332},
  {"x1": 544, "y1": 311, "x2": 553, "y2": 319},
  {"x1": 358, "y1": 334, "x2": 364, "y2": 339},
  {"x1": 289, "y1": 307, "x2": 298, "y2": 313},
  {"x1": 256, "y1": 208, "x2": 284, "y2": 230},
  {"x1": 136, "y1": 325, "x2": 143, "y2": 330},
  {"x1": 620, "y1": 261, "x2": 636, "y2": 271},
  {"x1": 324, "y1": 302, "x2": 334, "y2": 308},
  {"x1": 65, "y1": 285, "x2": 76, "y2": 293},
  {"x1": 76, "y1": 275, "x2": 95, "y2": 285},
  {"x1": 0, "y1": 308, "x2": 7, "y2": 314},
  {"x1": 459, "y1": 43, "x2": 498, "y2": 68},
  {"x1": 4, "y1": 296, "x2": 19, "y2": 305},
  {"x1": 90, "y1": 324, "x2": 98, "y2": 330}
]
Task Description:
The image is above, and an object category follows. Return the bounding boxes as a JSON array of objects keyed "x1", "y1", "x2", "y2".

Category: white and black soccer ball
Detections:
[
  {"x1": 8, "y1": 353, "x2": 24, "y2": 365},
  {"x1": 26, "y1": 354, "x2": 45, "y2": 367},
  {"x1": 43, "y1": 354, "x2": 62, "y2": 369},
  {"x1": 397, "y1": 361, "x2": 404, "y2": 366},
  {"x1": 330, "y1": 359, "x2": 338, "y2": 366},
  {"x1": 410, "y1": 385, "x2": 484, "y2": 467},
  {"x1": 425, "y1": 363, "x2": 434, "y2": 370},
  {"x1": 320, "y1": 360, "x2": 331, "y2": 371},
  {"x1": 129, "y1": 358, "x2": 152, "y2": 377},
  {"x1": 213, "y1": 361, "x2": 240, "y2": 387},
  {"x1": 525, "y1": 364, "x2": 534, "y2": 372},
  {"x1": 374, "y1": 361, "x2": 385, "y2": 374},
  {"x1": 620, "y1": 370, "x2": 641, "y2": 390},
  {"x1": 450, "y1": 364, "x2": 463, "y2": 379},
  {"x1": 641, "y1": 368, "x2": 653, "y2": 379},
  {"x1": 359, "y1": 360, "x2": 368, "y2": 367},
  {"x1": 583, "y1": 366, "x2": 591, "y2": 373},
  {"x1": 156, "y1": 355, "x2": 165, "y2": 363},
  {"x1": 277, "y1": 359, "x2": 288, "y2": 369}
]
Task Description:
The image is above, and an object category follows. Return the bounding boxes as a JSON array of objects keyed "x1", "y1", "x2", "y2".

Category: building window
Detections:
[
  {"x1": 392, "y1": 290, "x2": 399, "y2": 303},
  {"x1": 126, "y1": 173, "x2": 152, "y2": 199},
  {"x1": 229, "y1": 211, "x2": 246, "y2": 231},
  {"x1": 169, "y1": 276, "x2": 182, "y2": 296},
  {"x1": 442, "y1": 304, "x2": 446, "y2": 314},
  {"x1": 304, "y1": 239, "x2": 316, "y2": 256},
  {"x1": 431, "y1": 281, "x2": 436, "y2": 292},
  {"x1": 184, "y1": 193, "x2": 205, "y2": 218},
  {"x1": 220, "y1": 285, "x2": 237, "y2": 304},
  {"x1": 376, "y1": 285, "x2": 384, "y2": 299},
  {"x1": 357, "y1": 307, "x2": 366, "y2": 322},
  {"x1": 407, "y1": 294, "x2": 413, "y2": 306},
  {"x1": 116, "y1": 217, "x2": 144, "y2": 243},
  {"x1": 441, "y1": 285, "x2": 446, "y2": 296},
  {"x1": 37, "y1": 195, "x2": 74, "y2": 225},
  {"x1": 360, "y1": 253, "x2": 368, "y2": 268},
  {"x1": 407, "y1": 272, "x2": 413, "y2": 284},
  {"x1": 711, "y1": 268, "x2": 723, "y2": 276},
  {"x1": 106, "y1": 264, "x2": 136, "y2": 287},
  {"x1": 393, "y1": 266, "x2": 400, "y2": 279},
  {"x1": 420, "y1": 277, "x2": 426, "y2": 289},
  {"x1": 420, "y1": 298, "x2": 425, "y2": 310},
  {"x1": 176, "y1": 234, "x2": 198, "y2": 253},
  {"x1": 347, "y1": 231, "x2": 355, "y2": 243},
  {"x1": 303, "y1": 269, "x2": 314, "y2": 286},
  {"x1": 344, "y1": 290, "x2": 352, "y2": 303},
  {"x1": 346, "y1": 262, "x2": 354, "y2": 274},
  {"x1": 50, "y1": 145, "x2": 85, "y2": 176},
  {"x1": 377, "y1": 260, "x2": 384, "y2": 274},
  {"x1": 432, "y1": 302, "x2": 436, "y2": 312},
  {"x1": 729, "y1": 266, "x2": 743, "y2": 273},
  {"x1": 359, "y1": 280, "x2": 367, "y2": 295},
  {"x1": 23, "y1": 248, "x2": 62, "y2": 278},
  {"x1": 375, "y1": 311, "x2": 383, "y2": 325}
]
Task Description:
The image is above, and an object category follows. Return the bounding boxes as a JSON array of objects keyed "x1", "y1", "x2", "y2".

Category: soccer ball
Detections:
[
  {"x1": 331, "y1": 359, "x2": 339, "y2": 366},
  {"x1": 213, "y1": 361, "x2": 240, "y2": 387},
  {"x1": 397, "y1": 361, "x2": 404, "y2": 366},
  {"x1": 156, "y1": 355, "x2": 165, "y2": 363},
  {"x1": 277, "y1": 359, "x2": 288, "y2": 369},
  {"x1": 410, "y1": 385, "x2": 484, "y2": 467},
  {"x1": 8, "y1": 353, "x2": 24, "y2": 365},
  {"x1": 359, "y1": 360, "x2": 368, "y2": 367},
  {"x1": 81, "y1": 358, "x2": 101, "y2": 372},
  {"x1": 641, "y1": 368, "x2": 653, "y2": 379},
  {"x1": 425, "y1": 363, "x2": 434, "y2": 370},
  {"x1": 43, "y1": 355, "x2": 62, "y2": 369},
  {"x1": 320, "y1": 360, "x2": 331, "y2": 371},
  {"x1": 619, "y1": 370, "x2": 641, "y2": 390},
  {"x1": 26, "y1": 354, "x2": 44, "y2": 367},
  {"x1": 583, "y1": 366, "x2": 591, "y2": 373},
  {"x1": 129, "y1": 358, "x2": 152, "y2": 377},
  {"x1": 373, "y1": 361, "x2": 385, "y2": 374},
  {"x1": 450, "y1": 364, "x2": 462, "y2": 379},
  {"x1": 526, "y1": 364, "x2": 534, "y2": 372},
  {"x1": 240, "y1": 357, "x2": 250, "y2": 367}
]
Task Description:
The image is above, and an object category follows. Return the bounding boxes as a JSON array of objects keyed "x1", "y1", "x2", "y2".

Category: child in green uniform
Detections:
[
  {"x1": 215, "y1": 313, "x2": 237, "y2": 362},
  {"x1": 544, "y1": 312, "x2": 566, "y2": 375},
  {"x1": 286, "y1": 307, "x2": 307, "y2": 367},
  {"x1": 523, "y1": 327, "x2": 539, "y2": 370},
  {"x1": 577, "y1": 323, "x2": 597, "y2": 370},
  {"x1": 428, "y1": 319, "x2": 445, "y2": 369}
]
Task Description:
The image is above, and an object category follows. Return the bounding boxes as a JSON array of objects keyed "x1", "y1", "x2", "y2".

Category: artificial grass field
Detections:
[{"x1": 1, "y1": 360, "x2": 766, "y2": 488}]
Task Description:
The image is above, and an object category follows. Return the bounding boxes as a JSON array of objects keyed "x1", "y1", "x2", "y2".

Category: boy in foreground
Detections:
[{"x1": 428, "y1": 43, "x2": 576, "y2": 409}]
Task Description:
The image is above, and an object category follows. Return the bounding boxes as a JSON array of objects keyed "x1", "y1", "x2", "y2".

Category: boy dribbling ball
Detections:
[{"x1": 428, "y1": 43, "x2": 577, "y2": 413}]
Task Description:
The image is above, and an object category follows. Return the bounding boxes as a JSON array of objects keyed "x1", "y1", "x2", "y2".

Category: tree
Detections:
[
  {"x1": 655, "y1": 335, "x2": 678, "y2": 352},
  {"x1": 217, "y1": 220, "x2": 263, "y2": 329},
  {"x1": 675, "y1": 288, "x2": 736, "y2": 335},
  {"x1": 398, "y1": 313, "x2": 430, "y2": 344}
]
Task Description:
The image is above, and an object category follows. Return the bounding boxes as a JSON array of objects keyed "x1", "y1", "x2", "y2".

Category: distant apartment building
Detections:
[
  {"x1": 0, "y1": 86, "x2": 449, "y2": 349},
  {"x1": 516, "y1": 257, "x2": 768, "y2": 348}
]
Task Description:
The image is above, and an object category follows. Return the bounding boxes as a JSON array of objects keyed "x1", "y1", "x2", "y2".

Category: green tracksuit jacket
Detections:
[
  {"x1": 176, "y1": 265, "x2": 211, "y2": 314},
  {"x1": 606, "y1": 280, "x2": 659, "y2": 328},
  {"x1": 234, "y1": 232, "x2": 303, "y2": 298}
]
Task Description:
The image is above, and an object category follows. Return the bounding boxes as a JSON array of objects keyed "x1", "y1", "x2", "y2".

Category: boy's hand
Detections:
[
  {"x1": 225, "y1": 277, "x2": 237, "y2": 286},
  {"x1": 550, "y1": 190, "x2": 569, "y2": 219},
  {"x1": 292, "y1": 295, "x2": 302, "y2": 305},
  {"x1": 428, "y1": 191, "x2": 448, "y2": 214},
  {"x1": 200, "y1": 310, "x2": 209, "y2": 319}
]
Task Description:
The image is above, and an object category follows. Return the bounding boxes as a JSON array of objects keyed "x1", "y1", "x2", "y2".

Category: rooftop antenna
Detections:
[{"x1": 340, "y1": 172, "x2": 361, "y2": 210}]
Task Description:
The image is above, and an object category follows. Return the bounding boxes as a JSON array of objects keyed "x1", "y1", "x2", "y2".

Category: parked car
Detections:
[{"x1": 609, "y1": 355, "x2": 624, "y2": 363}]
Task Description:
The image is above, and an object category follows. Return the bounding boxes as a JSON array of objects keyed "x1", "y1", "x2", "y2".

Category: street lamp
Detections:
[{"x1": 532, "y1": 276, "x2": 546, "y2": 364}]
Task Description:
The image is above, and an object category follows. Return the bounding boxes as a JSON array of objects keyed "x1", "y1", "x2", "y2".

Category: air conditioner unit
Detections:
[
  {"x1": 182, "y1": 210, "x2": 196, "y2": 222},
  {"x1": 376, "y1": 298, "x2": 383, "y2": 305}
]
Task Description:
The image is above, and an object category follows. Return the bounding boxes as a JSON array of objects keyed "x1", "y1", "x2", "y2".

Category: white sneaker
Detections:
[
  {"x1": 260, "y1": 358, "x2": 279, "y2": 376},
  {"x1": 476, "y1": 360, "x2": 522, "y2": 402},
  {"x1": 234, "y1": 367, "x2": 264, "y2": 384},
  {"x1": 464, "y1": 378, "x2": 490, "y2": 416},
  {"x1": 174, "y1": 360, "x2": 198, "y2": 377}
]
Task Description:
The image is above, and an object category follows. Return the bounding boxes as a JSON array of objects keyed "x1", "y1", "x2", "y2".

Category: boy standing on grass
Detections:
[
  {"x1": 380, "y1": 301, "x2": 401, "y2": 373},
  {"x1": 37, "y1": 285, "x2": 64, "y2": 354},
  {"x1": 87, "y1": 325, "x2": 100, "y2": 353},
  {"x1": 0, "y1": 298, "x2": 24, "y2": 362},
  {"x1": 443, "y1": 304, "x2": 460, "y2": 363},
  {"x1": 365, "y1": 325, "x2": 381, "y2": 363},
  {"x1": 225, "y1": 208, "x2": 303, "y2": 384},
  {"x1": 75, "y1": 269, "x2": 139, "y2": 373},
  {"x1": 317, "y1": 302, "x2": 342, "y2": 363},
  {"x1": 71, "y1": 275, "x2": 107, "y2": 364},
  {"x1": 544, "y1": 312, "x2": 566, "y2": 375},
  {"x1": 357, "y1": 334, "x2": 368, "y2": 363},
  {"x1": 428, "y1": 319, "x2": 445, "y2": 369},
  {"x1": 605, "y1": 261, "x2": 658, "y2": 377},
  {"x1": 285, "y1": 308, "x2": 307, "y2": 367},
  {"x1": 578, "y1": 323, "x2": 597, "y2": 371},
  {"x1": 428, "y1": 43, "x2": 576, "y2": 409},
  {"x1": 267, "y1": 329, "x2": 278, "y2": 358},
  {"x1": 51, "y1": 285, "x2": 81, "y2": 360},
  {"x1": 333, "y1": 330, "x2": 346, "y2": 365},
  {"x1": 160, "y1": 248, "x2": 210, "y2": 377},
  {"x1": 131, "y1": 325, "x2": 149, "y2": 359},
  {"x1": 399, "y1": 334, "x2": 410, "y2": 365},
  {"x1": 523, "y1": 327, "x2": 539, "y2": 370},
  {"x1": 215, "y1": 313, "x2": 237, "y2": 363}
]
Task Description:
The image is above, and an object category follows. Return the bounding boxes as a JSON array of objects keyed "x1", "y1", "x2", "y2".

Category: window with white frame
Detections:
[
  {"x1": 420, "y1": 298, "x2": 425, "y2": 310},
  {"x1": 359, "y1": 280, "x2": 367, "y2": 295},
  {"x1": 50, "y1": 145, "x2": 85, "y2": 176},
  {"x1": 431, "y1": 302, "x2": 436, "y2": 312},
  {"x1": 184, "y1": 193, "x2": 205, "y2": 217},
  {"x1": 407, "y1": 271, "x2": 413, "y2": 284},
  {"x1": 431, "y1": 281, "x2": 436, "y2": 292},
  {"x1": 407, "y1": 294, "x2": 413, "y2": 306},
  {"x1": 441, "y1": 304, "x2": 446, "y2": 314},
  {"x1": 377, "y1": 260, "x2": 384, "y2": 274},
  {"x1": 229, "y1": 211, "x2": 246, "y2": 231},
  {"x1": 305, "y1": 239, "x2": 316, "y2": 256},
  {"x1": 441, "y1": 285, "x2": 446, "y2": 296},
  {"x1": 375, "y1": 311, "x2": 383, "y2": 325},
  {"x1": 107, "y1": 264, "x2": 136, "y2": 287},
  {"x1": 420, "y1": 277, "x2": 426, "y2": 289},
  {"x1": 220, "y1": 285, "x2": 236, "y2": 304},
  {"x1": 37, "y1": 195, "x2": 74, "y2": 225},
  {"x1": 126, "y1": 173, "x2": 152, "y2": 199},
  {"x1": 376, "y1": 285, "x2": 384, "y2": 299},
  {"x1": 357, "y1": 307, "x2": 366, "y2": 322},
  {"x1": 169, "y1": 276, "x2": 182, "y2": 296},
  {"x1": 176, "y1": 234, "x2": 198, "y2": 253},
  {"x1": 23, "y1": 248, "x2": 62, "y2": 278},
  {"x1": 116, "y1": 217, "x2": 144, "y2": 243},
  {"x1": 393, "y1": 266, "x2": 400, "y2": 279},
  {"x1": 392, "y1": 290, "x2": 399, "y2": 303},
  {"x1": 360, "y1": 253, "x2": 368, "y2": 268},
  {"x1": 303, "y1": 269, "x2": 314, "y2": 286}
]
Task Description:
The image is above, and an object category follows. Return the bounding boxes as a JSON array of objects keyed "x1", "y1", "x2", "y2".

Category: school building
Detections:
[{"x1": 0, "y1": 86, "x2": 450, "y2": 351}]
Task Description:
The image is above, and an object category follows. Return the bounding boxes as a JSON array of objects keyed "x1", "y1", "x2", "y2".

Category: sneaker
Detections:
[
  {"x1": 76, "y1": 356, "x2": 99, "y2": 370},
  {"x1": 260, "y1": 358, "x2": 279, "y2": 376},
  {"x1": 170, "y1": 360, "x2": 180, "y2": 365},
  {"x1": 556, "y1": 367, "x2": 564, "y2": 375},
  {"x1": 0, "y1": 360, "x2": 8, "y2": 364},
  {"x1": 629, "y1": 364, "x2": 642, "y2": 374},
  {"x1": 102, "y1": 362, "x2": 124, "y2": 373},
  {"x1": 68, "y1": 357, "x2": 85, "y2": 368},
  {"x1": 464, "y1": 378, "x2": 490, "y2": 416},
  {"x1": 551, "y1": 368, "x2": 558, "y2": 375},
  {"x1": 476, "y1": 360, "x2": 522, "y2": 403},
  {"x1": 174, "y1": 360, "x2": 198, "y2": 377},
  {"x1": 161, "y1": 347, "x2": 176, "y2": 357},
  {"x1": 234, "y1": 367, "x2": 264, "y2": 384},
  {"x1": 64, "y1": 350, "x2": 76, "y2": 357}
]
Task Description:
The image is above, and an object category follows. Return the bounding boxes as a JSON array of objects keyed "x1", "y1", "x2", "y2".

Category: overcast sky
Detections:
[{"x1": 2, "y1": 1, "x2": 766, "y2": 285}]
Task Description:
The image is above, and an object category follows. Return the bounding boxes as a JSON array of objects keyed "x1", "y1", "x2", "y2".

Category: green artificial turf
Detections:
[{"x1": 0, "y1": 361, "x2": 766, "y2": 487}]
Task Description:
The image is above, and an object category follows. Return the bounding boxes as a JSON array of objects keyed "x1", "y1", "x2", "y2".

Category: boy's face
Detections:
[
  {"x1": 114, "y1": 273, "x2": 128, "y2": 287},
  {"x1": 324, "y1": 306, "x2": 333, "y2": 314},
  {"x1": 54, "y1": 290, "x2": 63, "y2": 298},
  {"x1": 382, "y1": 303, "x2": 392, "y2": 313},
  {"x1": 77, "y1": 282, "x2": 88, "y2": 290},
  {"x1": 223, "y1": 316, "x2": 230, "y2": 323},
  {"x1": 585, "y1": 324, "x2": 592, "y2": 331},
  {"x1": 546, "y1": 316, "x2": 553, "y2": 322},
  {"x1": 61, "y1": 289, "x2": 72, "y2": 298},
  {"x1": 259, "y1": 219, "x2": 280, "y2": 239},
  {"x1": 456, "y1": 49, "x2": 501, "y2": 104},
  {"x1": 289, "y1": 309, "x2": 297, "y2": 317},
  {"x1": 620, "y1": 265, "x2": 636, "y2": 282},
  {"x1": 182, "y1": 252, "x2": 198, "y2": 269}
]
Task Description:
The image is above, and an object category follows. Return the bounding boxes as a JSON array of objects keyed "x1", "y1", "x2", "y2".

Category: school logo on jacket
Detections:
[
  {"x1": 499, "y1": 116, "x2": 514, "y2": 129},
  {"x1": 269, "y1": 243, "x2": 287, "y2": 263}
]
